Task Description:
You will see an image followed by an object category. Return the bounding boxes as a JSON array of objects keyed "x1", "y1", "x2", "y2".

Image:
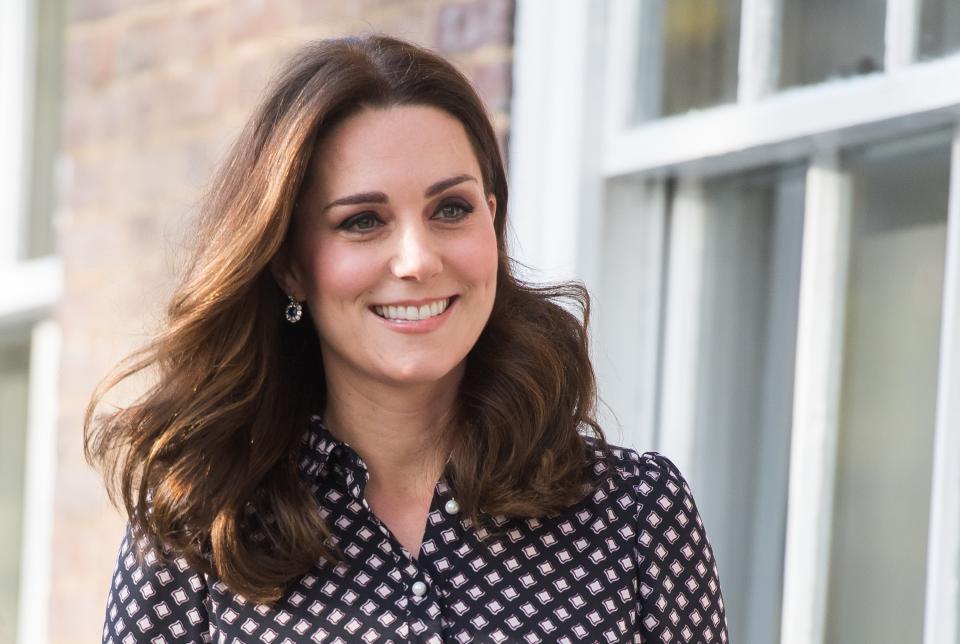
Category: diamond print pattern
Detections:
[{"x1": 102, "y1": 416, "x2": 728, "y2": 642}]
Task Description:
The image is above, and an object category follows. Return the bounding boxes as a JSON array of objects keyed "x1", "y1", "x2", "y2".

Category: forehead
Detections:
[{"x1": 310, "y1": 105, "x2": 482, "y2": 193}]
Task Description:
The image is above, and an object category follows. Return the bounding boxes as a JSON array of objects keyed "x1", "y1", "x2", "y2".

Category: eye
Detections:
[
  {"x1": 434, "y1": 199, "x2": 474, "y2": 222},
  {"x1": 338, "y1": 212, "x2": 381, "y2": 232}
]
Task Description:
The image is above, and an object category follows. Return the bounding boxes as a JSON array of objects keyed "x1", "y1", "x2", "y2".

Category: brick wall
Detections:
[{"x1": 55, "y1": 1, "x2": 514, "y2": 641}]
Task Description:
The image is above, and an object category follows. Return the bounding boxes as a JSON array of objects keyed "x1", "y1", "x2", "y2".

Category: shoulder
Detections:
[
  {"x1": 583, "y1": 435, "x2": 690, "y2": 493},
  {"x1": 583, "y1": 438, "x2": 701, "y2": 525},
  {"x1": 103, "y1": 523, "x2": 211, "y2": 642},
  {"x1": 571, "y1": 438, "x2": 729, "y2": 638}
]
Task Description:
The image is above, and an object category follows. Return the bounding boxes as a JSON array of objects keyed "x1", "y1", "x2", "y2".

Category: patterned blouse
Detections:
[{"x1": 102, "y1": 415, "x2": 728, "y2": 643}]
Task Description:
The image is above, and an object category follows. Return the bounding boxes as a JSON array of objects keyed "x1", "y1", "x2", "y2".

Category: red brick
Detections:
[
  {"x1": 223, "y1": 0, "x2": 298, "y2": 42},
  {"x1": 62, "y1": 92, "x2": 117, "y2": 150},
  {"x1": 372, "y1": 3, "x2": 441, "y2": 46},
  {"x1": 115, "y1": 13, "x2": 178, "y2": 76},
  {"x1": 68, "y1": 0, "x2": 166, "y2": 24},
  {"x1": 64, "y1": 32, "x2": 116, "y2": 93},
  {"x1": 470, "y1": 58, "x2": 512, "y2": 112},
  {"x1": 296, "y1": 0, "x2": 384, "y2": 24},
  {"x1": 436, "y1": 0, "x2": 513, "y2": 53},
  {"x1": 68, "y1": 0, "x2": 119, "y2": 23},
  {"x1": 177, "y1": 4, "x2": 227, "y2": 61}
]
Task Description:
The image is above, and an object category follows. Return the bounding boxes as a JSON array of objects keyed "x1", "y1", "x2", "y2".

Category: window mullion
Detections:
[
  {"x1": 603, "y1": 0, "x2": 642, "y2": 142},
  {"x1": 738, "y1": 0, "x2": 782, "y2": 102},
  {"x1": 509, "y1": 0, "x2": 594, "y2": 283},
  {"x1": 921, "y1": 127, "x2": 960, "y2": 644},
  {"x1": 15, "y1": 319, "x2": 59, "y2": 644},
  {"x1": 886, "y1": 0, "x2": 922, "y2": 71},
  {"x1": 655, "y1": 178, "x2": 705, "y2": 473},
  {"x1": 780, "y1": 152, "x2": 851, "y2": 644},
  {"x1": 594, "y1": 177, "x2": 666, "y2": 450},
  {"x1": 0, "y1": 0, "x2": 36, "y2": 266}
]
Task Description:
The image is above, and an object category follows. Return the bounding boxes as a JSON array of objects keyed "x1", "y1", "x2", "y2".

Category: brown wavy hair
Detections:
[{"x1": 84, "y1": 34, "x2": 608, "y2": 605}]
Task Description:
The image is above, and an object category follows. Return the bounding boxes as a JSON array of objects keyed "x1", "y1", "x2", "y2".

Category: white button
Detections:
[
  {"x1": 411, "y1": 581, "x2": 428, "y2": 597},
  {"x1": 444, "y1": 499, "x2": 460, "y2": 515}
]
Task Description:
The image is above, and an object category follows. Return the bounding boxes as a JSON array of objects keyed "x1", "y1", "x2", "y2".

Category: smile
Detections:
[{"x1": 372, "y1": 296, "x2": 456, "y2": 321}]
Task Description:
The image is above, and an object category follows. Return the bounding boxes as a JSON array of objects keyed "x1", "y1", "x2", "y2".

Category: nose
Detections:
[{"x1": 390, "y1": 220, "x2": 443, "y2": 282}]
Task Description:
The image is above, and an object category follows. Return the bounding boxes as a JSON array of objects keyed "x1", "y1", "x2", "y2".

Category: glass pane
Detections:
[
  {"x1": 679, "y1": 165, "x2": 805, "y2": 644},
  {"x1": 633, "y1": 0, "x2": 741, "y2": 122},
  {"x1": 825, "y1": 133, "x2": 950, "y2": 644},
  {"x1": 918, "y1": 0, "x2": 960, "y2": 60},
  {"x1": 25, "y1": 0, "x2": 65, "y2": 259},
  {"x1": 0, "y1": 331, "x2": 30, "y2": 643},
  {"x1": 779, "y1": 0, "x2": 885, "y2": 89}
]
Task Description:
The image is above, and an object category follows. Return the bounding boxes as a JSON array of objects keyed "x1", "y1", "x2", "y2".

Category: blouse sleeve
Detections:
[
  {"x1": 633, "y1": 451, "x2": 729, "y2": 643},
  {"x1": 101, "y1": 523, "x2": 210, "y2": 644}
]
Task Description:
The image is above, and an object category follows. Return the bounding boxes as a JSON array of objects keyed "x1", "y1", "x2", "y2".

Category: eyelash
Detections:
[{"x1": 337, "y1": 199, "x2": 475, "y2": 233}]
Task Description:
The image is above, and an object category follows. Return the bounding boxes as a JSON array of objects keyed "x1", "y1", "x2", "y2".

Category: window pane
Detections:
[
  {"x1": 825, "y1": 133, "x2": 950, "y2": 644},
  {"x1": 25, "y1": 0, "x2": 65, "y2": 260},
  {"x1": 918, "y1": 0, "x2": 960, "y2": 60},
  {"x1": 0, "y1": 332, "x2": 30, "y2": 643},
  {"x1": 633, "y1": 0, "x2": 741, "y2": 122},
  {"x1": 681, "y1": 165, "x2": 805, "y2": 644},
  {"x1": 779, "y1": 0, "x2": 885, "y2": 89}
]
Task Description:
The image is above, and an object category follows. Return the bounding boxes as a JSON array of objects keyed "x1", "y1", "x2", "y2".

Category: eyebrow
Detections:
[{"x1": 319, "y1": 174, "x2": 478, "y2": 213}]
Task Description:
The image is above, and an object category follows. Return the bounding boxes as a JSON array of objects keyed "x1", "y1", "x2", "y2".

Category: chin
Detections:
[{"x1": 378, "y1": 358, "x2": 464, "y2": 386}]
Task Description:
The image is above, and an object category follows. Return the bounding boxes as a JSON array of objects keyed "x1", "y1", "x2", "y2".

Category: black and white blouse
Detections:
[{"x1": 102, "y1": 415, "x2": 728, "y2": 643}]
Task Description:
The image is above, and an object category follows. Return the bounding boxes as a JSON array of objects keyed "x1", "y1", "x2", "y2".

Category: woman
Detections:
[{"x1": 87, "y1": 34, "x2": 728, "y2": 643}]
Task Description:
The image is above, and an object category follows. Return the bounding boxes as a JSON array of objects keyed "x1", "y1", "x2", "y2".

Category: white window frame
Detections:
[
  {"x1": 924, "y1": 129, "x2": 960, "y2": 644},
  {"x1": 510, "y1": 1, "x2": 960, "y2": 642},
  {"x1": 0, "y1": 0, "x2": 34, "y2": 265},
  {"x1": 0, "y1": 1, "x2": 63, "y2": 643},
  {"x1": 779, "y1": 151, "x2": 851, "y2": 644}
]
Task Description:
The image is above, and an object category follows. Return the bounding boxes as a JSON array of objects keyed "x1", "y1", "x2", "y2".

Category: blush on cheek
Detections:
[
  {"x1": 312, "y1": 245, "x2": 383, "y2": 301},
  {"x1": 452, "y1": 229, "x2": 499, "y2": 282}
]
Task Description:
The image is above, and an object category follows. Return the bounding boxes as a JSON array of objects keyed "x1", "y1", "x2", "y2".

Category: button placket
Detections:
[{"x1": 402, "y1": 560, "x2": 435, "y2": 601}]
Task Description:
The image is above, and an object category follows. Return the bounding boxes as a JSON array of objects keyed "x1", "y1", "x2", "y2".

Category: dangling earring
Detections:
[{"x1": 284, "y1": 295, "x2": 303, "y2": 323}]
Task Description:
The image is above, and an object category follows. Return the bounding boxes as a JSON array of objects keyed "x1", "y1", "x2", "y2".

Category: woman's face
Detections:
[{"x1": 275, "y1": 105, "x2": 499, "y2": 388}]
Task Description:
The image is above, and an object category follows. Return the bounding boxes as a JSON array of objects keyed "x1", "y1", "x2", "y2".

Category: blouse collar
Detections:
[{"x1": 299, "y1": 413, "x2": 370, "y2": 486}]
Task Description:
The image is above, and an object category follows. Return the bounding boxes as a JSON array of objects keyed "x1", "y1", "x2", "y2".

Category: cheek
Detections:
[
  {"x1": 453, "y1": 227, "x2": 499, "y2": 286},
  {"x1": 308, "y1": 241, "x2": 381, "y2": 303}
]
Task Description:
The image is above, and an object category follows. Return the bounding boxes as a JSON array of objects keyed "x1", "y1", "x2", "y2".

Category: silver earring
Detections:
[{"x1": 284, "y1": 295, "x2": 303, "y2": 323}]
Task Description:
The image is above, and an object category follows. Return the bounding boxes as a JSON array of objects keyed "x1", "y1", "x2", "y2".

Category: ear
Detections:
[
  {"x1": 487, "y1": 193, "x2": 497, "y2": 220},
  {"x1": 269, "y1": 244, "x2": 306, "y2": 301}
]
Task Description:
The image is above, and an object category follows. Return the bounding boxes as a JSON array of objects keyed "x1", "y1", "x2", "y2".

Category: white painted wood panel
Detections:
[
  {"x1": 15, "y1": 320, "x2": 59, "y2": 644},
  {"x1": 0, "y1": 0, "x2": 36, "y2": 265},
  {"x1": 780, "y1": 155, "x2": 851, "y2": 644},
  {"x1": 604, "y1": 56, "x2": 960, "y2": 178},
  {"x1": 922, "y1": 129, "x2": 960, "y2": 644}
]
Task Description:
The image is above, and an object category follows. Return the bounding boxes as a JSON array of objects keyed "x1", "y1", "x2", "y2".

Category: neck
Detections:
[{"x1": 321, "y1": 363, "x2": 463, "y2": 496}]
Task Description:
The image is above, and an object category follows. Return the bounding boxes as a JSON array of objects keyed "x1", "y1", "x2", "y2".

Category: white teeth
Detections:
[{"x1": 374, "y1": 297, "x2": 451, "y2": 321}]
